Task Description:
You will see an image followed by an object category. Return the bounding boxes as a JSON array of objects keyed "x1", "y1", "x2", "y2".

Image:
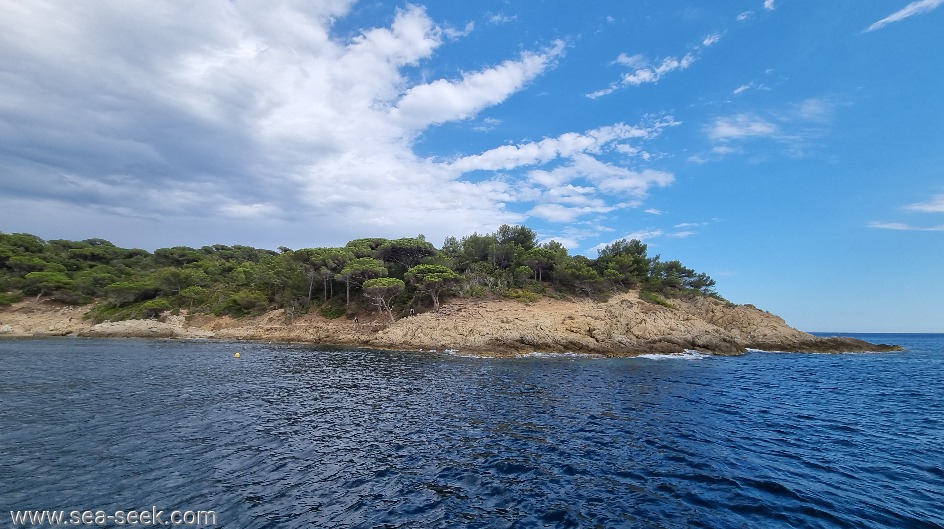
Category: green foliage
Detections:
[
  {"x1": 340, "y1": 257, "x2": 387, "y2": 305},
  {"x1": 639, "y1": 290, "x2": 675, "y2": 309},
  {"x1": 502, "y1": 288, "x2": 540, "y2": 303},
  {"x1": 406, "y1": 264, "x2": 461, "y2": 309},
  {"x1": 595, "y1": 239, "x2": 650, "y2": 289},
  {"x1": 558, "y1": 256, "x2": 605, "y2": 297},
  {"x1": 377, "y1": 237, "x2": 436, "y2": 269},
  {"x1": 214, "y1": 289, "x2": 269, "y2": 317},
  {"x1": 318, "y1": 301, "x2": 347, "y2": 319},
  {"x1": 0, "y1": 226, "x2": 719, "y2": 319},
  {"x1": 178, "y1": 285, "x2": 209, "y2": 310},
  {"x1": 141, "y1": 298, "x2": 171, "y2": 318},
  {"x1": 0, "y1": 233, "x2": 45, "y2": 253},
  {"x1": 363, "y1": 277, "x2": 406, "y2": 291},
  {"x1": 105, "y1": 281, "x2": 158, "y2": 307},
  {"x1": 8, "y1": 256, "x2": 48, "y2": 273},
  {"x1": 0, "y1": 291, "x2": 24, "y2": 307},
  {"x1": 363, "y1": 277, "x2": 406, "y2": 321}
]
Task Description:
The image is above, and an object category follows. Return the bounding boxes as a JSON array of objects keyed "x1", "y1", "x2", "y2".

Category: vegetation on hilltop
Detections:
[{"x1": 0, "y1": 226, "x2": 718, "y2": 321}]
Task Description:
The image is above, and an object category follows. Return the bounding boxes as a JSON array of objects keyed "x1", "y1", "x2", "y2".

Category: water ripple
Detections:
[{"x1": 0, "y1": 337, "x2": 942, "y2": 528}]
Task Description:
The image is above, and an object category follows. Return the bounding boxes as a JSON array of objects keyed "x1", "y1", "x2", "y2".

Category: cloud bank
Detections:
[{"x1": 0, "y1": 1, "x2": 674, "y2": 250}]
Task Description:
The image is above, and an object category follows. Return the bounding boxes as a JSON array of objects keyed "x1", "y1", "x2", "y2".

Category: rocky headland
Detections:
[{"x1": 0, "y1": 292, "x2": 901, "y2": 356}]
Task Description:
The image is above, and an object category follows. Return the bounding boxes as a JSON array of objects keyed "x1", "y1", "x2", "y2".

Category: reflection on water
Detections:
[{"x1": 1, "y1": 337, "x2": 942, "y2": 528}]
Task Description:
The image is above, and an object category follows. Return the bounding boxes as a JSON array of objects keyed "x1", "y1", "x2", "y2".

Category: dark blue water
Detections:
[{"x1": 1, "y1": 335, "x2": 942, "y2": 528}]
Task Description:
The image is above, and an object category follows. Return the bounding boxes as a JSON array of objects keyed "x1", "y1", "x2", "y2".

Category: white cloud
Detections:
[
  {"x1": 488, "y1": 12, "x2": 517, "y2": 24},
  {"x1": 868, "y1": 221, "x2": 944, "y2": 231},
  {"x1": 443, "y1": 21, "x2": 475, "y2": 39},
  {"x1": 588, "y1": 41, "x2": 705, "y2": 98},
  {"x1": 621, "y1": 54, "x2": 696, "y2": 86},
  {"x1": 645, "y1": 208, "x2": 665, "y2": 215},
  {"x1": 588, "y1": 229, "x2": 664, "y2": 253},
  {"x1": 0, "y1": 2, "x2": 693, "y2": 251},
  {"x1": 702, "y1": 33, "x2": 723, "y2": 47},
  {"x1": 904, "y1": 194, "x2": 944, "y2": 213},
  {"x1": 451, "y1": 117, "x2": 679, "y2": 172},
  {"x1": 871, "y1": 194, "x2": 944, "y2": 232},
  {"x1": 711, "y1": 145, "x2": 743, "y2": 156},
  {"x1": 793, "y1": 97, "x2": 835, "y2": 122},
  {"x1": 392, "y1": 40, "x2": 565, "y2": 128},
  {"x1": 218, "y1": 202, "x2": 279, "y2": 219},
  {"x1": 764, "y1": 0, "x2": 776, "y2": 11},
  {"x1": 733, "y1": 82, "x2": 771, "y2": 95},
  {"x1": 737, "y1": 11, "x2": 754, "y2": 21},
  {"x1": 707, "y1": 114, "x2": 779, "y2": 141},
  {"x1": 0, "y1": 1, "x2": 686, "y2": 250},
  {"x1": 696, "y1": 100, "x2": 837, "y2": 162},
  {"x1": 866, "y1": 0, "x2": 944, "y2": 32},
  {"x1": 528, "y1": 203, "x2": 618, "y2": 223}
]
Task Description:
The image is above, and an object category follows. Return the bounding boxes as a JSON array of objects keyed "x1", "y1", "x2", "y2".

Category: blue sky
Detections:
[{"x1": 1, "y1": 1, "x2": 942, "y2": 332}]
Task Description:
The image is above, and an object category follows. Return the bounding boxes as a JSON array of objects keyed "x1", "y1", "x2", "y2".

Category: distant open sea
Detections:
[{"x1": 1, "y1": 334, "x2": 941, "y2": 528}]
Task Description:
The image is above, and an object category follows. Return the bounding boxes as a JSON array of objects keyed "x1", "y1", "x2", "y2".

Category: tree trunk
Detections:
[{"x1": 382, "y1": 300, "x2": 396, "y2": 322}]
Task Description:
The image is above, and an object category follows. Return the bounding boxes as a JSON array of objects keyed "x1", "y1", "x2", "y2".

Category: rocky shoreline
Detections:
[{"x1": 0, "y1": 292, "x2": 902, "y2": 356}]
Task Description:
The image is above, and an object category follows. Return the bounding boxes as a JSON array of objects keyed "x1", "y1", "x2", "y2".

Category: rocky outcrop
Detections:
[
  {"x1": 0, "y1": 293, "x2": 902, "y2": 356},
  {"x1": 366, "y1": 292, "x2": 900, "y2": 356}
]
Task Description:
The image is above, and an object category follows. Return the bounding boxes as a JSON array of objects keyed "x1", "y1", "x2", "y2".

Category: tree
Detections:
[
  {"x1": 559, "y1": 257, "x2": 604, "y2": 297},
  {"x1": 456, "y1": 232, "x2": 497, "y2": 270},
  {"x1": 362, "y1": 277, "x2": 405, "y2": 322},
  {"x1": 141, "y1": 298, "x2": 171, "y2": 318},
  {"x1": 595, "y1": 239, "x2": 651, "y2": 289},
  {"x1": 646, "y1": 259, "x2": 714, "y2": 295},
  {"x1": 155, "y1": 267, "x2": 206, "y2": 296},
  {"x1": 179, "y1": 285, "x2": 208, "y2": 310},
  {"x1": 339, "y1": 257, "x2": 387, "y2": 305},
  {"x1": 23, "y1": 271, "x2": 75, "y2": 299},
  {"x1": 294, "y1": 248, "x2": 351, "y2": 302},
  {"x1": 496, "y1": 224, "x2": 537, "y2": 250},
  {"x1": 73, "y1": 267, "x2": 119, "y2": 296},
  {"x1": 345, "y1": 238, "x2": 389, "y2": 258},
  {"x1": 377, "y1": 237, "x2": 436, "y2": 269},
  {"x1": 405, "y1": 264, "x2": 461, "y2": 309},
  {"x1": 521, "y1": 247, "x2": 555, "y2": 281},
  {"x1": 7, "y1": 256, "x2": 48, "y2": 274},
  {"x1": 493, "y1": 224, "x2": 538, "y2": 269},
  {"x1": 154, "y1": 246, "x2": 204, "y2": 266},
  {"x1": 104, "y1": 281, "x2": 159, "y2": 307},
  {"x1": 0, "y1": 233, "x2": 45, "y2": 253}
]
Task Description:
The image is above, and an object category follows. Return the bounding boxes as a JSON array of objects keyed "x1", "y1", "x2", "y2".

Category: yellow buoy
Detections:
[{"x1": 234, "y1": 352, "x2": 241, "y2": 358}]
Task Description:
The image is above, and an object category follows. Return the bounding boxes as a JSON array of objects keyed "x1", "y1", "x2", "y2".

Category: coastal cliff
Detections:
[{"x1": 0, "y1": 292, "x2": 900, "y2": 356}]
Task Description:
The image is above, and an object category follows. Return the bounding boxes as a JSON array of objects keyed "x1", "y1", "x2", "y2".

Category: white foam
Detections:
[
  {"x1": 514, "y1": 351, "x2": 603, "y2": 359},
  {"x1": 636, "y1": 349, "x2": 711, "y2": 360}
]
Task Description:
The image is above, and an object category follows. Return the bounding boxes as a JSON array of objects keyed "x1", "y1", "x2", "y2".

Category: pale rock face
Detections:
[{"x1": 1, "y1": 294, "x2": 899, "y2": 355}]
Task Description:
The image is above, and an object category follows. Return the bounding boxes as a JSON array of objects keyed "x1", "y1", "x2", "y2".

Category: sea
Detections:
[{"x1": 0, "y1": 334, "x2": 941, "y2": 529}]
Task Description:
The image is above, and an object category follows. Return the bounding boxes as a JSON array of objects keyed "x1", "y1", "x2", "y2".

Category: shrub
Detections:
[
  {"x1": 0, "y1": 291, "x2": 24, "y2": 307},
  {"x1": 502, "y1": 288, "x2": 540, "y2": 303},
  {"x1": 141, "y1": 298, "x2": 171, "y2": 318},
  {"x1": 318, "y1": 302, "x2": 347, "y2": 319},
  {"x1": 640, "y1": 290, "x2": 675, "y2": 309}
]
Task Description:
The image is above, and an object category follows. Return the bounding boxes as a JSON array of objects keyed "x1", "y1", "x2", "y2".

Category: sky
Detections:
[{"x1": 1, "y1": 0, "x2": 942, "y2": 332}]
